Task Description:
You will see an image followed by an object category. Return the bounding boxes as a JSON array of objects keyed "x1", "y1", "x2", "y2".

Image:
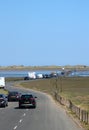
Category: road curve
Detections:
[{"x1": 0, "y1": 82, "x2": 84, "y2": 130}]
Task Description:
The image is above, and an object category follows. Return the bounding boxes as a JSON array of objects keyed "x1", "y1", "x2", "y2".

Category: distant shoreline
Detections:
[{"x1": 0, "y1": 65, "x2": 89, "y2": 71}]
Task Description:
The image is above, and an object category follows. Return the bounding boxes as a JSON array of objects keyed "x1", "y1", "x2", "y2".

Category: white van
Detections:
[
  {"x1": 28, "y1": 72, "x2": 36, "y2": 79},
  {"x1": 0, "y1": 77, "x2": 5, "y2": 89}
]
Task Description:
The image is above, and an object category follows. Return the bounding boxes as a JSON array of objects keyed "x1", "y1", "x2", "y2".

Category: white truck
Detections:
[
  {"x1": 28, "y1": 72, "x2": 36, "y2": 79},
  {"x1": 36, "y1": 73, "x2": 43, "y2": 79},
  {"x1": 0, "y1": 77, "x2": 5, "y2": 89}
]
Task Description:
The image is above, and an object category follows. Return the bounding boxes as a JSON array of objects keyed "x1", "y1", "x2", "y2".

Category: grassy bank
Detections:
[
  {"x1": 6, "y1": 77, "x2": 89, "y2": 130},
  {"x1": 0, "y1": 89, "x2": 8, "y2": 95},
  {"x1": 6, "y1": 77, "x2": 24, "y2": 82},
  {"x1": 6, "y1": 77, "x2": 89, "y2": 110},
  {"x1": 17, "y1": 77, "x2": 89, "y2": 111}
]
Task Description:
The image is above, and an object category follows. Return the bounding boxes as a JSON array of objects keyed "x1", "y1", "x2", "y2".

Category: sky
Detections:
[{"x1": 0, "y1": 0, "x2": 89, "y2": 66}]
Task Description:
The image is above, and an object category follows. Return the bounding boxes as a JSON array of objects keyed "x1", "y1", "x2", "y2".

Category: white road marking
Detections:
[
  {"x1": 26, "y1": 109, "x2": 28, "y2": 111},
  {"x1": 23, "y1": 113, "x2": 26, "y2": 116},
  {"x1": 19, "y1": 119, "x2": 23, "y2": 123},
  {"x1": 13, "y1": 111, "x2": 27, "y2": 130},
  {"x1": 13, "y1": 126, "x2": 17, "y2": 130}
]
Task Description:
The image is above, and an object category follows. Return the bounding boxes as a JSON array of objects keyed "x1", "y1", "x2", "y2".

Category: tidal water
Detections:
[
  {"x1": 0, "y1": 70, "x2": 89, "y2": 77},
  {"x1": 0, "y1": 70, "x2": 60, "y2": 77}
]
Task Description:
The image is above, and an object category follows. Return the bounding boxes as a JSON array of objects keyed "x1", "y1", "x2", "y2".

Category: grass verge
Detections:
[
  {"x1": 17, "y1": 77, "x2": 89, "y2": 111},
  {"x1": 6, "y1": 77, "x2": 24, "y2": 82},
  {"x1": 0, "y1": 88, "x2": 8, "y2": 95},
  {"x1": 8, "y1": 76, "x2": 89, "y2": 130},
  {"x1": 6, "y1": 77, "x2": 89, "y2": 111}
]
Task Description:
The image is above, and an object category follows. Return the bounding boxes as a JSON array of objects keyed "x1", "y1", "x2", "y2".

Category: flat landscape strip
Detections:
[{"x1": 18, "y1": 77, "x2": 89, "y2": 111}]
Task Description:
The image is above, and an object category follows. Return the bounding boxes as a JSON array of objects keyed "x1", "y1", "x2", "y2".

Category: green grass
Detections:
[
  {"x1": 17, "y1": 77, "x2": 89, "y2": 111},
  {"x1": 6, "y1": 77, "x2": 89, "y2": 111},
  {"x1": 12, "y1": 76, "x2": 89, "y2": 130},
  {"x1": 6, "y1": 77, "x2": 24, "y2": 82},
  {"x1": 0, "y1": 89, "x2": 8, "y2": 95}
]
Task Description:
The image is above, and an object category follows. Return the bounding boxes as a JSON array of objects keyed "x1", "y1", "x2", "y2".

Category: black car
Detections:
[
  {"x1": 8, "y1": 91, "x2": 21, "y2": 101},
  {"x1": 43, "y1": 74, "x2": 51, "y2": 78},
  {"x1": 24, "y1": 76, "x2": 30, "y2": 80},
  {"x1": 19, "y1": 93, "x2": 37, "y2": 108},
  {"x1": 0, "y1": 94, "x2": 8, "y2": 107}
]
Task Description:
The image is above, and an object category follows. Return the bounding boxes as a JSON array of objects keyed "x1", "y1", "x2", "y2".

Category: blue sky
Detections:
[{"x1": 0, "y1": 0, "x2": 89, "y2": 66}]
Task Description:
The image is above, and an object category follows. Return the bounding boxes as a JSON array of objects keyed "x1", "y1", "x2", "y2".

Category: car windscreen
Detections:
[
  {"x1": 21, "y1": 95, "x2": 33, "y2": 98},
  {"x1": 9, "y1": 92, "x2": 18, "y2": 96}
]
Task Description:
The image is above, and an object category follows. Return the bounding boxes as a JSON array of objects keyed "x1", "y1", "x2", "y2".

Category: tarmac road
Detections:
[{"x1": 0, "y1": 82, "x2": 84, "y2": 130}]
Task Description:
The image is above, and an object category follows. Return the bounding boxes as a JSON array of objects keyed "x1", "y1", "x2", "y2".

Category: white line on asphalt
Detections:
[
  {"x1": 26, "y1": 109, "x2": 28, "y2": 111},
  {"x1": 23, "y1": 113, "x2": 26, "y2": 116},
  {"x1": 19, "y1": 119, "x2": 23, "y2": 123},
  {"x1": 13, "y1": 126, "x2": 17, "y2": 130}
]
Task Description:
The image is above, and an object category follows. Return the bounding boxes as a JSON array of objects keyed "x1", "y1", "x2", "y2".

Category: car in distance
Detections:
[
  {"x1": 0, "y1": 94, "x2": 8, "y2": 107},
  {"x1": 8, "y1": 91, "x2": 21, "y2": 101},
  {"x1": 24, "y1": 76, "x2": 30, "y2": 80},
  {"x1": 43, "y1": 74, "x2": 51, "y2": 78},
  {"x1": 19, "y1": 93, "x2": 37, "y2": 108}
]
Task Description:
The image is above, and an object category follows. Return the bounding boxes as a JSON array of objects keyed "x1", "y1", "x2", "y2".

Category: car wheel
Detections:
[
  {"x1": 33, "y1": 105, "x2": 36, "y2": 108},
  {"x1": 6, "y1": 102, "x2": 8, "y2": 106},
  {"x1": 19, "y1": 104, "x2": 21, "y2": 108}
]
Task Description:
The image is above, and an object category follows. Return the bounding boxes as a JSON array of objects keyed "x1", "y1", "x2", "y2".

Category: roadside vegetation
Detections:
[
  {"x1": 6, "y1": 76, "x2": 89, "y2": 129},
  {"x1": 0, "y1": 88, "x2": 8, "y2": 95},
  {"x1": 6, "y1": 76, "x2": 89, "y2": 111},
  {"x1": 6, "y1": 76, "x2": 89, "y2": 130},
  {"x1": 15, "y1": 77, "x2": 89, "y2": 111},
  {"x1": 0, "y1": 65, "x2": 89, "y2": 70},
  {"x1": 6, "y1": 77, "x2": 23, "y2": 82}
]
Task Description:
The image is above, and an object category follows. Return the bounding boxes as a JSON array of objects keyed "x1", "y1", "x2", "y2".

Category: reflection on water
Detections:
[
  {"x1": 0, "y1": 70, "x2": 89, "y2": 77},
  {"x1": 70, "y1": 71, "x2": 89, "y2": 77},
  {"x1": 0, "y1": 70, "x2": 61, "y2": 77}
]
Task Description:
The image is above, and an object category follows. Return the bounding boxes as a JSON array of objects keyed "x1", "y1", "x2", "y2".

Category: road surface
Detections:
[{"x1": 0, "y1": 82, "x2": 84, "y2": 130}]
